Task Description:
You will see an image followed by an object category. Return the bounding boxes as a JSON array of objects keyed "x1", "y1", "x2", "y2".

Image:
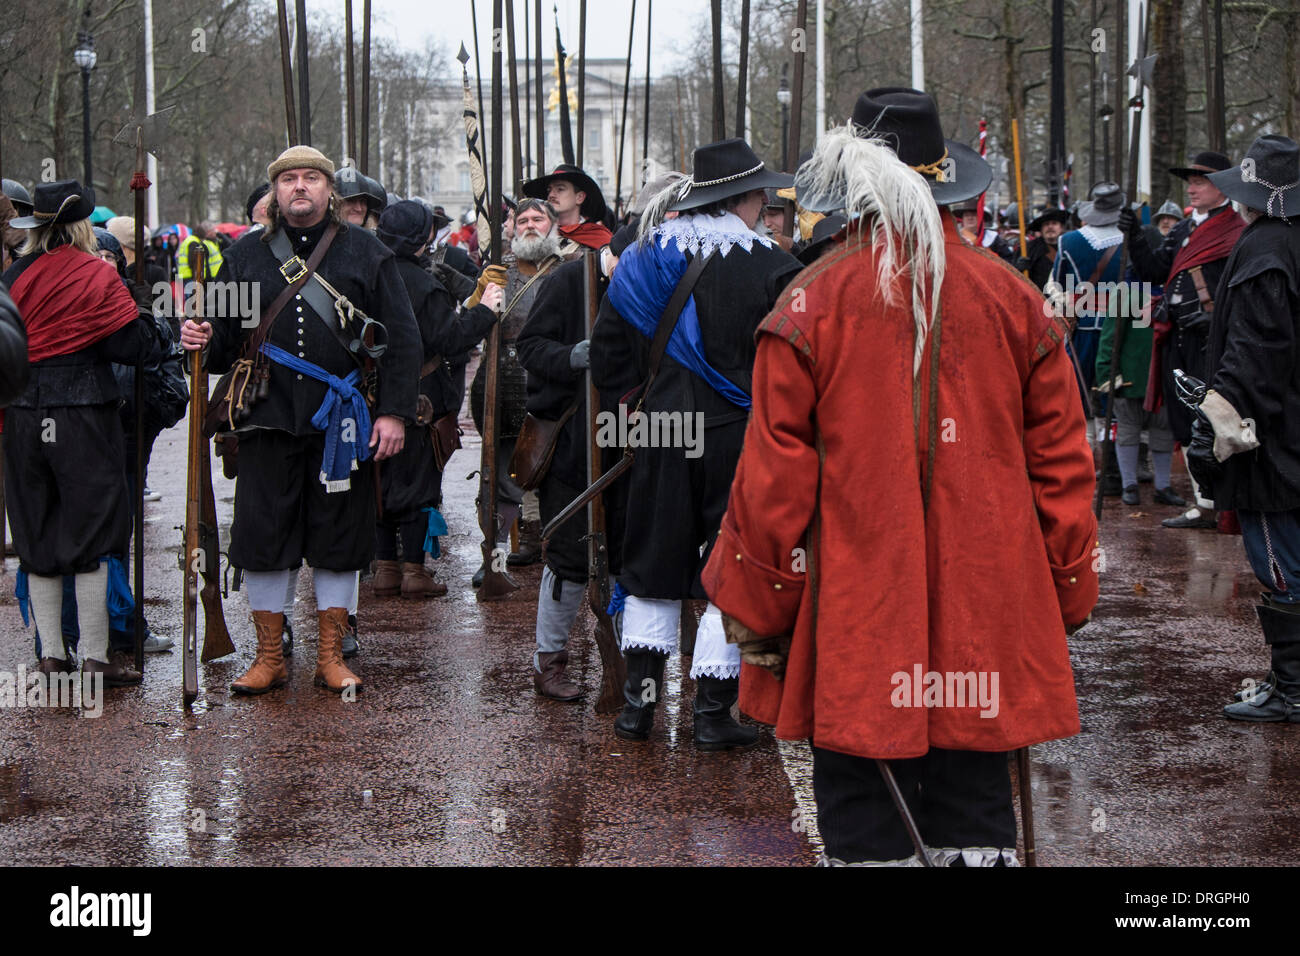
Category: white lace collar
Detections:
[
  {"x1": 653, "y1": 211, "x2": 773, "y2": 258},
  {"x1": 1079, "y1": 224, "x2": 1123, "y2": 250}
]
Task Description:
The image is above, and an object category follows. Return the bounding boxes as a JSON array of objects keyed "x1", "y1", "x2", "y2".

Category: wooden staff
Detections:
[
  {"x1": 276, "y1": 0, "x2": 298, "y2": 145},
  {"x1": 361, "y1": 0, "x2": 371, "y2": 172},
  {"x1": 577, "y1": 0, "x2": 586, "y2": 160},
  {"x1": 345, "y1": 0, "x2": 357, "y2": 163},
  {"x1": 783, "y1": 0, "x2": 809, "y2": 239},
  {"x1": 506, "y1": 0, "x2": 524, "y2": 194},
  {"x1": 615, "y1": 0, "x2": 637, "y2": 219}
]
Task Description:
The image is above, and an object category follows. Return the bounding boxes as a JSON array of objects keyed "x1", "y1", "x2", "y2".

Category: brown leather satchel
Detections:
[
  {"x1": 510, "y1": 399, "x2": 581, "y2": 492},
  {"x1": 202, "y1": 223, "x2": 339, "y2": 439},
  {"x1": 430, "y1": 411, "x2": 463, "y2": 471}
]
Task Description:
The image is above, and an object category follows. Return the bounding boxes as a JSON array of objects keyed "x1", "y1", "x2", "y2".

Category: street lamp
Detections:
[
  {"x1": 777, "y1": 63, "x2": 791, "y2": 172},
  {"x1": 74, "y1": 10, "x2": 97, "y2": 190}
]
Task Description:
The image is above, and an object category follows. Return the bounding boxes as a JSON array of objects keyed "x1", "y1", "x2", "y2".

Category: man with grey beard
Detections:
[{"x1": 469, "y1": 198, "x2": 573, "y2": 588}]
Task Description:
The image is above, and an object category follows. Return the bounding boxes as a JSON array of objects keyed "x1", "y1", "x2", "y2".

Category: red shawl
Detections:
[
  {"x1": 1145, "y1": 207, "x2": 1246, "y2": 411},
  {"x1": 560, "y1": 221, "x2": 613, "y2": 249},
  {"x1": 9, "y1": 246, "x2": 137, "y2": 363}
]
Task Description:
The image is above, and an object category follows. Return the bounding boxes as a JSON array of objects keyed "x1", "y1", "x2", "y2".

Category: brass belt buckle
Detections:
[{"x1": 279, "y1": 256, "x2": 308, "y2": 284}]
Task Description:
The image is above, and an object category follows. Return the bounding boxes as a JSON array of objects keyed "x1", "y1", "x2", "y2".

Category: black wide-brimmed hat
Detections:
[
  {"x1": 795, "y1": 214, "x2": 848, "y2": 265},
  {"x1": 797, "y1": 87, "x2": 992, "y2": 213},
  {"x1": 1170, "y1": 150, "x2": 1232, "y2": 181},
  {"x1": 1078, "y1": 181, "x2": 1126, "y2": 226},
  {"x1": 670, "y1": 139, "x2": 792, "y2": 212},
  {"x1": 1028, "y1": 207, "x2": 1072, "y2": 231},
  {"x1": 1208, "y1": 134, "x2": 1300, "y2": 218},
  {"x1": 9, "y1": 179, "x2": 96, "y2": 229},
  {"x1": 523, "y1": 163, "x2": 608, "y2": 222}
]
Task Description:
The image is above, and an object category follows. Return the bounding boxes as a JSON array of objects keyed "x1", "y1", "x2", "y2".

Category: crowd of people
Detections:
[{"x1": 2, "y1": 83, "x2": 1298, "y2": 866}]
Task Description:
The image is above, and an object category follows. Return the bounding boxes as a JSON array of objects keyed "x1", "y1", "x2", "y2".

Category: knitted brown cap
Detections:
[{"x1": 267, "y1": 145, "x2": 335, "y2": 183}]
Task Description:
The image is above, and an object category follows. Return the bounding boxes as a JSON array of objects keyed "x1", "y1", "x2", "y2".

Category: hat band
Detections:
[
  {"x1": 680, "y1": 161, "x2": 766, "y2": 198},
  {"x1": 1242, "y1": 161, "x2": 1300, "y2": 217},
  {"x1": 910, "y1": 149, "x2": 951, "y2": 183}
]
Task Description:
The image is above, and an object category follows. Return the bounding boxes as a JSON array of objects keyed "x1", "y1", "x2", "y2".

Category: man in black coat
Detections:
[
  {"x1": 1016, "y1": 207, "x2": 1070, "y2": 291},
  {"x1": 1189, "y1": 136, "x2": 1300, "y2": 722},
  {"x1": 373, "y1": 199, "x2": 502, "y2": 600},
  {"x1": 181, "y1": 146, "x2": 420, "y2": 697},
  {"x1": 1120, "y1": 149, "x2": 1243, "y2": 530},
  {"x1": 590, "y1": 139, "x2": 803, "y2": 750}
]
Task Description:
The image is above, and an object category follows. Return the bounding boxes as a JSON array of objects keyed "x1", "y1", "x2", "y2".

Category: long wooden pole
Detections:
[
  {"x1": 346, "y1": 0, "x2": 357, "y2": 164},
  {"x1": 360, "y1": 0, "x2": 371, "y2": 172},
  {"x1": 276, "y1": 0, "x2": 298, "y2": 145},
  {"x1": 535, "y1": 0, "x2": 544, "y2": 176},
  {"x1": 783, "y1": 0, "x2": 808, "y2": 238},
  {"x1": 615, "y1": 0, "x2": 637, "y2": 219},
  {"x1": 294, "y1": 0, "x2": 311, "y2": 146},
  {"x1": 710, "y1": 0, "x2": 725, "y2": 140},
  {"x1": 506, "y1": 0, "x2": 524, "y2": 195},
  {"x1": 735, "y1": 0, "x2": 749, "y2": 139},
  {"x1": 643, "y1": 0, "x2": 652, "y2": 175},
  {"x1": 577, "y1": 0, "x2": 587, "y2": 161},
  {"x1": 1013, "y1": 118, "x2": 1028, "y2": 266}
]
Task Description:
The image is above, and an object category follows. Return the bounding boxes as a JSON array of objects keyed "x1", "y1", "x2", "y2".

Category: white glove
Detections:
[{"x1": 1200, "y1": 389, "x2": 1260, "y2": 462}]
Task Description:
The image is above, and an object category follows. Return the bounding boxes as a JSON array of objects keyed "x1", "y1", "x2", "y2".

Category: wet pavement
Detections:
[{"x1": 0, "y1": 387, "x2": 1295, "y2": 865}]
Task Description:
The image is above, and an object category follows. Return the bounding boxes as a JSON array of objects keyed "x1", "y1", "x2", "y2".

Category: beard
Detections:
[{"x1": 511, "y1": 230, "x2": 560, "y2": 263}]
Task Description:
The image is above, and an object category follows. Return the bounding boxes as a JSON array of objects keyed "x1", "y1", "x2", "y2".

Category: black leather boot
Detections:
[
  {"x1": 693, "y1": 676, "x2": 759, "y2": 751},
  {"x1": 342, "y1": 614, "x2": 361, "y2": 659},
  {"x1": 613, "y1": 649, "x2": 667, "y2": 741},
  {"x1": 1225, "y1": 602, "x2": 1300, "y2": 722}
]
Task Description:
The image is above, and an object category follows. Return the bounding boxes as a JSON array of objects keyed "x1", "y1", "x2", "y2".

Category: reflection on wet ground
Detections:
[{"x1": 0, "y1": 411, "x2": 1293, "y2": 864}]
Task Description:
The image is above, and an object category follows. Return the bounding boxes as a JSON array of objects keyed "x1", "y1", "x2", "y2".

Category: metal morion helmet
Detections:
[
  {"x1": 335, "y1": 166, "x2": 387, "y2": 215},
  {"x1": 2, "y1": 178, "x2": 34, "y2": 217}
]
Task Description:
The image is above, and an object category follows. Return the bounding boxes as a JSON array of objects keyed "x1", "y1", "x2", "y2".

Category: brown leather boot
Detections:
[
  {"x1": 315, "y1": 606, "x2": 362, "y2": 694},
  {"x1": 372, "y1": 559, "x2": 402, "y2": 597},
  {"x1": 231, "y1": 610, "x2": 288, "y2": 695},
  {"x1": 534, "y1": 650, "x2": 583, "y2": 701},
  {"x1": 507, "y1": 519, "x2": 544, "y2": 567},
  {"x1": 82, "y1": 657, "x2": 142, "y2": 687},
  {"x1": 401, "y1": 562, "x2": 448, "y2": 599}
]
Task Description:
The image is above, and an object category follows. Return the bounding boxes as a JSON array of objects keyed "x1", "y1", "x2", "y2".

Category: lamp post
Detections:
[
  {"x1": 74, "y1": 10, "x2": 97, "y2": 189},
  {"x1": 777, "y1": 63, "x2": 791, "y2": 172}
]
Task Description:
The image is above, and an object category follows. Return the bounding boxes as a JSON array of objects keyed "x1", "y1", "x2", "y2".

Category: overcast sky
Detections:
[{"x1": 365, "y1": 0, "x2": 707, "y2": 72}]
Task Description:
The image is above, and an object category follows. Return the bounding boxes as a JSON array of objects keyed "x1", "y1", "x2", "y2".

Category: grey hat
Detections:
[
  {"x1": 1208, "y1": 134, "x2": 1300, "y2": 219},
  {"x1": 1078, "y1": 182, "x2": 1125, "y2": 226}
]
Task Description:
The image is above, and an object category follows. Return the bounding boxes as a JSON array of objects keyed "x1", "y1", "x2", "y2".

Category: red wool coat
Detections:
[{"x1": 701, "y1": 215, "x2": 1099, "y2": 759}]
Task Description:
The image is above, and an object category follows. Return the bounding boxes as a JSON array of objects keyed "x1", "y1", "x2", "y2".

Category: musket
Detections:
[
  {"x1": 1095, "y1": 1, "x2": 1154, "y2": 522},
  {"x1": 614, "y1": 0, "x2": 637, "y2": 219},
  {"x1": 581, "y1": 249, "x2": 626, "y2": 713},
  {"x1": 182, "y1": 249, "x2": 207, "y2": 704},
  {"x1": 276, "y1": 0, "x2": 298, "y2": 145},
  {"x1": 470, "y1": 4, "x2": 519, "y2": 602}
]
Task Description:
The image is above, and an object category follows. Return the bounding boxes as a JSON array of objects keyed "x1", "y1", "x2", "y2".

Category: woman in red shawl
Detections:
[{"x1": 2, "y1": 180, "x2": 155, "y2": 687}]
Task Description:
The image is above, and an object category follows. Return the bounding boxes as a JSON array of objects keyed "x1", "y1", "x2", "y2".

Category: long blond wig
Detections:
[
  {"x1": 18, "y1": 218, "x2": 98, "y2": 257},
  {"x1": 794, "y1": 125, "x2": 946, "y2": 377}
]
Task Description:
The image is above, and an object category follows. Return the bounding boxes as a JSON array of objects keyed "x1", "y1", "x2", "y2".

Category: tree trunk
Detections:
[{"x1": 1150, "y1": 0, "x2": 1186, "y2": 206}]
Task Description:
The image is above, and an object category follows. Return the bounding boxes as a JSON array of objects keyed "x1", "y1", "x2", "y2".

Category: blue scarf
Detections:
[
  {"x1": 422, "y1": 507, "x2": 448, "y2": 558},
  {"x1": 607, "y1": 237, "x2": 751, "y2": 409},
  {"x1": 261, "y1": 342, "x2": 372, "y2": 490}
]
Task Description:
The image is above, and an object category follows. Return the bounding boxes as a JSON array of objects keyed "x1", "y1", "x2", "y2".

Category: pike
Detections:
[
  {"x1": 576, "y1": 0, "x2": 586, "y2": 160},
  {"x1": 614, "y1": 0, "x2": 637, "y2": 220},
  {"x1": 710, "y1": 0, "x2": 724, "y2": 139},
  {"x1": 461, "y1": 27, "x2": 518, "y2": 601},
  {"x1": 581, "y1": 250, "x2": 626, "y2": 714},
  {"x1": 534, "y1": 0, "x2": 545, "y2": 176},
  {"x1": 554, "y1": 6, "x2": 575, "y2": 166},
  {"x1": 295, "y1": 0, "x2": 311, "y2": 146},
  {"x1": 360, "y1": 0, "x2": 372, "y2": 172},
  {"x1": 1095, "y1": 0, "x2": 1155, "y2": 522},
  {"x1": 782, "y1": 0, "x2": 808, "y2": 239},
  {"x1": 112, "y1": 29, "x2": 177, "y2": 676},
  {"x1": 345, "y1": 0, "x2": 357, "y2": 164},
  {"x1": 506, "y1": 0, "x2": 524, "y2": 193},
  {"x1": 276, "y1": 0, "x2": 297, "y2": 145}
]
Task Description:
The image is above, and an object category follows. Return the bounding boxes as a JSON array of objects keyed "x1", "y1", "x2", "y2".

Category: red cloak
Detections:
[{"x1": 702, "y1": 216, "x2": 1098, "y2": 759}]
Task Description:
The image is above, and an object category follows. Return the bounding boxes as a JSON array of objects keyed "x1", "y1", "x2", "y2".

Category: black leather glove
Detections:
[
  {"x1": 1014, "y1": 256, "x2": 1032, "y2": 271},
  {"x1": 1186, "y1": 416, "x2": 1222, "y2": 501},
  {"x1": 1117, "y1": 206, "x2": 1142, "y2": 239}
]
